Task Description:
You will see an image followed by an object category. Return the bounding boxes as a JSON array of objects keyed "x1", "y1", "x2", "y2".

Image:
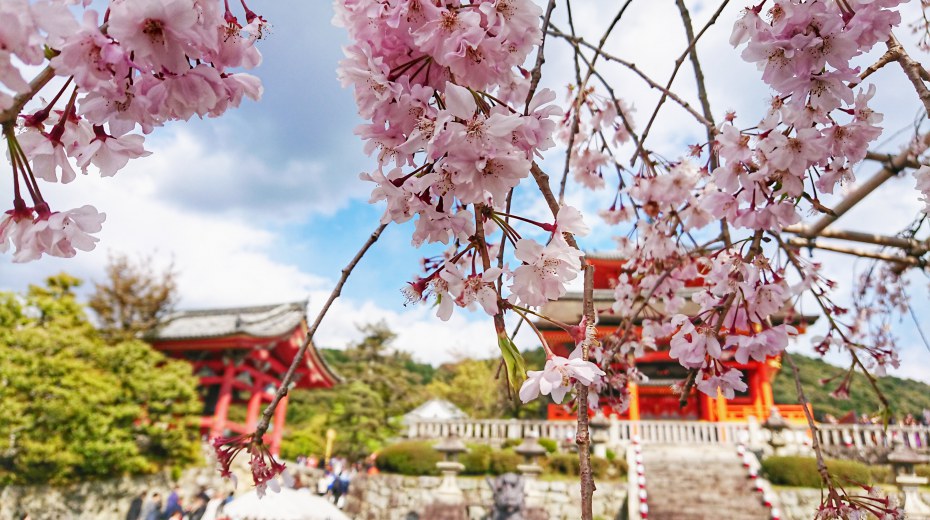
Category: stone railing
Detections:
[
  {"x1": 815, "y1": 424, "x2": 930, "y2": 449},
  {"x1": 407, "y1": 418, "x2": 752, "y2": 446},
  {"x1": 407, "y1": 418, "x2": 930, "y2": 452}
]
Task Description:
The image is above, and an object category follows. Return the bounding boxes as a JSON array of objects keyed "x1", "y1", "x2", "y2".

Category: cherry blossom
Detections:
[
  {"x1": 509, "y1": 236, "x2": 583, "y2": 308},
  {"x1": 519, "y1": 354, "x2": 606, "y2": 404}
]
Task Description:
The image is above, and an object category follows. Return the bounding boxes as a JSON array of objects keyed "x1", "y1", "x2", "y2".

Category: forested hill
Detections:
[
  {"x1": 320, "y1": 345, "x2": 930, "y2": 422},
  {"x1": 772, "y1": 354, "x2": 930, "y2": 420}
]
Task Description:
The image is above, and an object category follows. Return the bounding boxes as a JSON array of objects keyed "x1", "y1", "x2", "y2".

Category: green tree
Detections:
[
  {"x1": 282, "y1": 322, "x2": 430, "y2": 460},
  {"x1": 0, "y1": 275, "x2": 201, "y2": 485}
]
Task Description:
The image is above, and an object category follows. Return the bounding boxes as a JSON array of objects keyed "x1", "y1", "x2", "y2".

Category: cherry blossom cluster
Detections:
[
  {"x1": 1, "y1": 0, "x2": 265, "y2": 262},
  {"x1": 711, "y1": 0, "x2": 902, "y2": 234},
  {"x1": 574, "y1": 0, "x2": 910, "y2": 403},
  {"x1": 337, "y1": 0, "x2": 596, "y2": 314},
  {"x1": 815, "y1": 484, "x2": 903, "y2": 520},
  {"x1": 558, "y1": 85, "x2": 635, "y2": 191},
  {"x1": 213, "y1": 434, "x2": 286, "y2": 497}
]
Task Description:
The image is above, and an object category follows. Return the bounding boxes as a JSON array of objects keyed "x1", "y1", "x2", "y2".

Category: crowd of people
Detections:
[
  {"x1": 125, "y1": 486, "x2": 233, "y2": 520},
  {"x1": 820, "y1": 409, "x2": 930, "y2": 426}
]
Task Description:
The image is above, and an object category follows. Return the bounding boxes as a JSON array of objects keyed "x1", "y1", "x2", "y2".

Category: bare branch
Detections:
[
  {"x1": 783, "y1": 352, "x2": 832, "y2": 487},
  {"x1": 886, "y1": 33, "x2": 930, "y2": 117},
  {"x1": 547, "y1": 28, "x2": 713, "y2": 130},
  {"x1": 253, "y1": 222, "x2": 389, "y2": 439},
  {"x1": 634, "y1": 0, "x2": 731, "y2": 164}
]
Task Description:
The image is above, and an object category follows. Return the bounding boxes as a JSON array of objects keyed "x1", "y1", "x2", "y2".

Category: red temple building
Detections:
[
  {"x1": 148, "y1": 301, "x2": 339, "y2": 455},
  {"x1": 538, "y1": 252, "x2": 815, "y2": 424}
]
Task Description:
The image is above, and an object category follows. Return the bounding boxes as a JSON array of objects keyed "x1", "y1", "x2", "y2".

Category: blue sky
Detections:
[{"x1": 1, "y1": 1, "x2": 928, "y2": 385}]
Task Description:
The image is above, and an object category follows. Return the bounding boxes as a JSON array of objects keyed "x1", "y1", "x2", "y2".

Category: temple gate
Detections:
[
  {"x1": 537, "y1": 252, "x2": 814, "y2": 423},
  {"x1": 148, "y1": 301, "x2": 338, "y2": 454}
]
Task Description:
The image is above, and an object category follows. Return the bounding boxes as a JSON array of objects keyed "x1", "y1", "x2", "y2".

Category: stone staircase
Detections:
[{"x1": 641, "y1": 444, "x2": 770, "y2": 520}]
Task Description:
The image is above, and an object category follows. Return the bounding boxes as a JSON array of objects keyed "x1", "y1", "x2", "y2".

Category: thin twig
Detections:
[
  {"x1": 253, "y1": 222, "x2": 389, "y2": 438},
  {"x1": 523, "y1": 0, "x2": 558, "y2": 114},
  {"x1": 784, "y1": 352, "x2": 832, "y2": 486},
  {"x1": 634, "y1": 0, "x2": 731, "y2": 164},
  {"x1": 548, "y1": 28, "x2": 713, "y2": 130}
]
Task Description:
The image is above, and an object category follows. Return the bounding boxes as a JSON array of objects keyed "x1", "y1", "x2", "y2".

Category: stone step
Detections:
[{"x1": 640, "y1": 445, "x2": 770, "y2": 520}]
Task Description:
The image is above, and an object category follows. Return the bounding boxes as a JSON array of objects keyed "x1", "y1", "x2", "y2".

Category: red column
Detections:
[
  {"x1": 245, "y1": 387, "x2": 263, "y2": 431},
  {"x1": 699, "y1": 390, "x2": 716, "y2": 421},
  {"x1": 270, "y1": 394, "x2": 289, "y2": 456},
  {"x1": 210, "y1": 362, "x2": 236, "y2": 439},
  {"x1": 628, "y1": 382, "x2": 641, "y2": 421}
]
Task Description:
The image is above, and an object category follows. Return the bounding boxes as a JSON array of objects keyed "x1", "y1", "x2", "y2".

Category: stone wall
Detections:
[
  {"x1": 0, "y1": 465, "x2": 234, "y2": 520},
  {"x1": 343, "y1": 474, "x2": 627, "y2": 520}
]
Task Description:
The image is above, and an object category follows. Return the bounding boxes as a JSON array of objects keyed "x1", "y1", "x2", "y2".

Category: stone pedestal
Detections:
[
  {"x1": 435, "y1": 462, "x2": 465, "y2": 504},
  {"x1": 897, "y1": 474, "x2": 930, "y2": 519},
  {"x1": 517, "y1": 464, "x2": 544, "y2": 508}
]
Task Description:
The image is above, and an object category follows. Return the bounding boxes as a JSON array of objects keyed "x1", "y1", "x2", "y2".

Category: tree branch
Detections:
[
  {"x1": 576, "y1": 264, "x2": 596, "y2": 520},
  {"x1": 253, "y1": 222, "x2": 389, "y2": 439},
  {"x1": 0, "y1": 66, "x2": 56, "y2": 125},
  {"x1": 886, "y1": 33, "x2": 930, "y2": 117}
]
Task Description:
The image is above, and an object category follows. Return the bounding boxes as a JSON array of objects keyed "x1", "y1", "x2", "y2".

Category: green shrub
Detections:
[
  {"x1": 612, "y1": 457, "x2": 628, "y2": 477},
  {"x1": 375, "y1": 441, "x2": 440, "y2": 476},
  {"x1": 461, "y1": 444, "x2": 492, "y2": 475},
  {"x1": 545, "y1": 453, "x2": 579, "y2": 476},
  {"x1": 501, "y1": 439, "x2": 522, "y2": 450},
  {"x1": 605, "y1": 448, "x2": 616, "y2": 461},
  {"x1": 543, "y1": 453, "x2": 614, "y2": 479},
  {"x1": 538, "y1": 438, "x2": 558, "y2": 454},
  {"x1": 869, "y1": 465, "x2": 894, "y2": 485},
  {"x1": 761, "y1": 456, "x2": 876, "y2": 487},
  {"x1": 489, "y1": 449, "x2": 522, "y2": 475},
  {"x1": 916, "y1": 464, "x2": 930, "y2": 479},
  {"x1": 591, "y1": 457, "x2": 610, "y2": 479}
]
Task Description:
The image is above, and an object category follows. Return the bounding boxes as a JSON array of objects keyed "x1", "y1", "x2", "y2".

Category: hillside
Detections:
[{"x1": 772, "y1": 354, "x2": 930, "y2": 421}]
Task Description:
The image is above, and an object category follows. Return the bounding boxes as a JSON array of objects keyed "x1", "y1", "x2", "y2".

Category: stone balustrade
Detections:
[
  {"x1": 815, "y1": 423, "x2": 930, "y2": 449},
  {"x1": 407, "y1": 418, "x2": 930, "y2": 452}
]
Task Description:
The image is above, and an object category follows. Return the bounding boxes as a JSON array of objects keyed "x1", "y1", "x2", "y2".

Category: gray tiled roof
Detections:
[{"x1": 148, "y1": 301, "x2": 307, "y2": 341}]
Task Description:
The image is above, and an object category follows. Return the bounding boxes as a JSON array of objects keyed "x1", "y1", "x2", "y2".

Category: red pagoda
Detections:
[
  {"x1": 538, "y1": 252, "x2": 814, "y2": 423},
  {"x1": 148, "y1": 301, "x2": 339, "y2": 455}
]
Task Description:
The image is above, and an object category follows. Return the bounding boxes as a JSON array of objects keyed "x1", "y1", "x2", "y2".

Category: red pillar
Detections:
[
  {"x1": 245, "y1": 387, "x2": 263, "y2": 431},
  {"x1": 628, "y1": 382, "x2": 641, "y2": 421},
  {"x1": 270, "y1": 394, "x2": 289, "y2": 456},
  {"x1": 210, "y1": 362, "x2": 236, "y2": 439}
]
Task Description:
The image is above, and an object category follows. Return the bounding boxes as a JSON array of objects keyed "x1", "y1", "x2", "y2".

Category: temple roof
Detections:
[{"x1": 148, "y1": 301, "x2": 308, "y2": 341}]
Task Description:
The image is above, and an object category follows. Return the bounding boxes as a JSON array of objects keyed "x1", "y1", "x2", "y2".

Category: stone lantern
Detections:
[
  {"x1": 590, "y1": 415, "x2": 611, "y2": 458},
  {"x1": 887, "y1": 437, "x2": 930, "y2": 518},
  {"x1": 762, "y1": 408, "x2": 789, "y2": 456},
  {"x1": 515, "y1": 436, "x2": 546, "y2": 475},
  {"x1": 514, "y1": 435, "x2": 548, "y2": 507},
  {"x1": 434, "y1": 436, "x2": 467, "y2": 504}
]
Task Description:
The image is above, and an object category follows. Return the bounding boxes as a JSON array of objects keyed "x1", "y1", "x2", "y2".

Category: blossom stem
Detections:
[
  {"x1": 491, "y1": 209, "x2": 550, "y2": 230},
  {"x1": 511, "y1": 304, "x2": 576, "y2": 335},
  {"x1": 511, "y1": 307, "x2": 556, "y2": 359}
]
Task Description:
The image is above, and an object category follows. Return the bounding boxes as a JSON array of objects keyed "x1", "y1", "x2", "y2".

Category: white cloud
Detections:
[{"x1": 308, "y1": 295, "x2": 530, "y2": 365}]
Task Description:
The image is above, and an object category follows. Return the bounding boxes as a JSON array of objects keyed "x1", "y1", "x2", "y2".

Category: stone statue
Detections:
[{"x1": 487, "y1": 473, "x2": 526, "y2": 520}]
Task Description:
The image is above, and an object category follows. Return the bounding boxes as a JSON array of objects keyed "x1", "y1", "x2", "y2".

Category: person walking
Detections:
[
  {"x1": 126, "y1": 490, "x2": 146, "y2": 520},
  {"x1": 142, "y1": 493, "x2": 162, "y2": 520}
]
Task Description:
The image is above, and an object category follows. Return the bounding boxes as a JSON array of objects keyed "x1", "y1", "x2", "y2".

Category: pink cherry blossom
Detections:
[
  {"x1": 519, "y1": 354, "x2": 605, "y2": 404},
  {"x1": 509, "y1": 236, "x2": 583, "y2": 308},
  {"x1": 696, "y1": 367, "x2": 748, "y2": 399}
]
